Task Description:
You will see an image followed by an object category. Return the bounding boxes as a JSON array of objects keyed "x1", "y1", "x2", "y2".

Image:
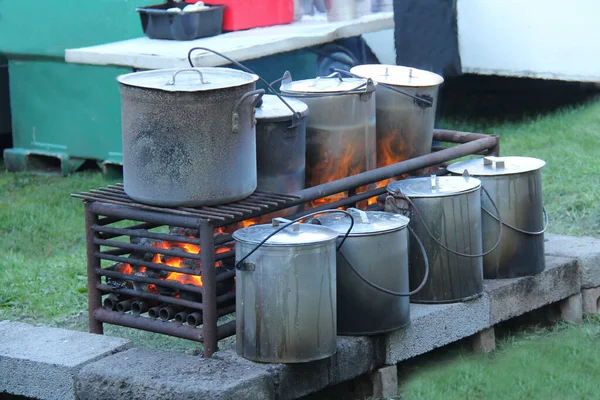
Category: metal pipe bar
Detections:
[
  {"x1": 216, "y1": 268, "x2": 235, "y2": 283},
  {"x1": 432, "y1": 129, "x2": 493, "y2": 142},
  {"x1": 289, "y1": 136, "x2": 499, "y2": 206},
  {"x1": 88, "y1": 202, "x2": 206, "y2": 229},
  {"x1": 97, "y1": 215, "x2": 124, "y2": 226},
  {"x1": 200, "y1": 221, "x2": 218, "y2": 357},
  {"x1": 97, "y1": 284, "x2": 204, "y2": 311},
  {"x1": 94, "y1": 308, "x2": 204, "y2": 342},
  {"x1": 98, "y1": 269, "x2": 204, "y2": 295},
  {"x1": 85, "y1": 203, "x2": 104, "y2": 335},
  {"x1": 214, "y1": 234, "x2": 234, "y2": 246},
  {"x1": 93, "y1": 238, "x2": 204, "y2": 261},
  {"x1": 216, "y1": 320, "x2": 236, "y2": 340},
  {"x1": 101, "y1": 248, "x2": 131, "y2": 257},
  {"x1": 96, "y1": 253, "x2": 201, "y2": 276},
  {"x1": 93, "y1": 225, "x2": 200, "y2": 245},
  {"x1": 216, "y1": 291, "x2": 235, "y2": 305},
  {"x1": 98, "y1": 222, "x2": 161, "y2": 240}
]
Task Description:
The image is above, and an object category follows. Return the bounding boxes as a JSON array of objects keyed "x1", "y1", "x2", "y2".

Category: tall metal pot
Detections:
[
  {"x1": 280, "y1": 73, "x2": 377, "y2": 190},
  {"x1": 255, "y1": 95, "x2": 308, "y2": 196},
  {"x1": 233, "y1": 220, "x2": 339, "y2": 363},
  {"x1": 447, "y1": 156, "x2": 547, "y2": 279},
  {"x1": 386, "y1": 176, "x2": 484, "y2": 303},
  {"x1": 118, "y1": 67, "x2": 263, "y2": 207},
  {"x1": 317, "y1": 209, "x2": 411, "y2": 335},
  {"x1": 350, "y1": 65, "x2": 443, "y2": 167}
]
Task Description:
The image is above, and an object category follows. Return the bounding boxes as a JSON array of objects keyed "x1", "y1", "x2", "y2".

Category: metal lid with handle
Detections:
[
  {"x1": 316, "y1": 208, "x2": 409, "y2": 236},
  {"x1": 387, "y1": 175, "x2": 481, "y2": 198},
  {"x1": 446, "y1": 156, "x2": 546, "y2": 176},
  {"x1": 280, "y1": 72, "x2": 375, "y2": 95},
  {"x1": 232, "y1": 219, "x2": 339, "y2": 247},
  {"x1": 254, "y1": 94, "x2": 309, "y2": 122},
  {"x1": 117, "y1": 67, "x2": 259, "y2": 92},
  {"x1": 350, "y1": 64, "x2": 444, "y2": 87}
]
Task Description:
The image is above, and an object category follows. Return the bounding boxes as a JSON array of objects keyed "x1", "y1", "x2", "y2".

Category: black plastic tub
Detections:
[{"x1": 137, "y1": 3, "x2": 226, "y2": 41}]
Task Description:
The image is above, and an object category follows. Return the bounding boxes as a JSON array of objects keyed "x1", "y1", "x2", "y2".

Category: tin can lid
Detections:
[
  {"x1": 280, "y1": 75, "x2": 374, "y2": 95},
  {"x1": 350, "y1": 64, "x2": 444, "y2": 87},
  {"x1": 446, "y1": 156, "x2": 546, "y2": 176},
  {"x1": 232, "y1": 222, "x2": 339, "y2": 246},
  {"x1": 387, "y1": 175, "x2": 481, "y2": 198},
  {"x1": 117, "y1": 67, "x2": 258, "y2": 92},
  {"x1": 317, "y1": 209, "x2": 409, "y2": 236},
  {"x1": 254, "y1": 95, "x2": 309, "y2": 121}
]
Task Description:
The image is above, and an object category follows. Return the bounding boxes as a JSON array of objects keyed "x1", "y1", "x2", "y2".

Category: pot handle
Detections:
[
  {"x1": 232, "y1": 89, "x2": 265, "y2": 133},
  {"x1": 165, "y1": 68, "x2": 208, "y2": 86}
]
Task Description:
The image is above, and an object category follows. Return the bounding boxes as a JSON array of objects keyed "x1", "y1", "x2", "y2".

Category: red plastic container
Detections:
[{"x1": 185, "y1": 0, "x2": 294, "y2": 31}]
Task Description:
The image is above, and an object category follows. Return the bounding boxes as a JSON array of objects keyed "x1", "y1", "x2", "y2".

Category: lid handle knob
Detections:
[
  {"x1": 272, "y1": 217, "x2": 300, "y2": 232},
  {"x1": 348, "y1": 208, "x2": 369, "y2": 224},
  {"x1": 166, "y1": 68, "x2": 208, "y2": 86},
  {"x1": 483, "y1": 156, "x2": 505, "y2": 169},
  {"x1": 430, "y1": 174, "x2": 439, "y2": 189}
]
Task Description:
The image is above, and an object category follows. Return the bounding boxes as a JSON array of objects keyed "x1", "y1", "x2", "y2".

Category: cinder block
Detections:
[
  {"x1": 582, "y1": 287, "x2": 600, "y2": 314},
  {"x1": 0, "y1": 321, "x2": 130, "y2": 400},
  {"x1": 487, "y1": 256, "x2": 580, "y2": 325},
  {"x1": 560, "y1": 293, "x2": 583, "y2": 324},
  {"x1": 76, "y1": 348, "x2": 276, "y2": 400},
  {"x1": 472, "y1": 327, "x2": 496, "y2": 353},
  {"x1": 384, "y1": 294, "x2": 490, "y2": 365},
  {"x1": 370, "y1": 365, "x2": 398, "y2": 398},
  {"x1": 545, "y1": 234, "x2": 600, "y2": 288}
]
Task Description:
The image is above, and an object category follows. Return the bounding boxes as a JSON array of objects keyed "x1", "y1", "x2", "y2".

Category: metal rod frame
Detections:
[{"x1": 80, "y1": 130, "x2": 499, "y2": 358}]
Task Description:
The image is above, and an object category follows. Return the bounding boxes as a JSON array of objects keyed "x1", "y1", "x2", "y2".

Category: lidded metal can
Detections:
[
  {"x1": 447, "y1": 156, "x2": 547, "y2": 279},
  {"x1": 317, "y1": 209, "x2": 411, "y2": 335},
  {"x1": 350, "y1": 64, "x2": 443, "y2": 168},
  {"x1": 386, "y1": 176, "x2": 484, "y2": 303},
  {"x1": 232, "y1": 220, "x2": 339, "y2": 363},
  {"x1": 280, "y1": 73, "x2": 377, "y2": 192}
]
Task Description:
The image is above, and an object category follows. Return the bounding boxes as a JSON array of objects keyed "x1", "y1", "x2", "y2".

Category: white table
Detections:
[{"x1": 65, "y1": 12, "x2": 394, "y2": 70}]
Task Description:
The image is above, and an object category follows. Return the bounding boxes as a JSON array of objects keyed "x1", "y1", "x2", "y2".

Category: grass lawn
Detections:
[{"x1": 0, "y1": 78, "x2": 599, "y2": 395}]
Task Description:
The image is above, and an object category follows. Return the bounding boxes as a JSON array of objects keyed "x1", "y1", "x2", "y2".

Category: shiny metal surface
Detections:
[
  {"x1": 282, "y1": 83, "x2": 376, "y2": 189},
  {"x1": 385, "y1": 187, "x2": 484, "y2": 303},
  {"x1": 233, "y1": 222, "x2": 339, "y2": 246},
  {"x1": 351, "y1": 64, "x2": 442, "y2": 167},
  {"x1": 235, "y1": 238, "x2": 337, "y2": 363},
  {"x1": 317, "y1": 209, "x2": 409, "y2": 236},
  {"x1": 255, "y1": 96, "x2": 307, "y2": 200},
  {"x1": 320, "y1": 219, "x2": 410, "y2": 335},
  {"x1": 119, "y1": 78, "x2": 260, "y2": 206},
  {"x1": 388, "y1": 175, "x2": 481, "y2": 198},
  {"x1": 448, "y1": 157, "x2": 546, "y2": 279}
]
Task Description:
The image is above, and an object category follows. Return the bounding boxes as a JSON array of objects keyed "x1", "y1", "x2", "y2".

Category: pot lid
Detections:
[
  {"x1": 350, "y1": 64, "x2": 444, "y2": 87},
  {"x1": 387, "y1": 175, "x2": 481, "y2": 198},
  {"x1": 232, "y1": 221, "x2": 338, "y2": 247},
  {"x1": 254, "y1": 95, "x2": 309, "y2": 121},
  {"x1": 446, "y1": 156, "x2": 546, "y2": 176},
  {"x1": 280, "y1": 75, "x2": 374, "y2": 95},
  {"x1": 117, "y1": 67, "x2": 258, "y2": 92},
  {"x1": 317, "y1": 209, "x2": 409, "y2": 236}
]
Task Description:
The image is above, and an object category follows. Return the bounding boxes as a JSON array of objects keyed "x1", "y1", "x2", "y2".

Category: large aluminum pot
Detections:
[
  {"x1": 232, "y1": 220, "x2": 339, "y2": 363},
  {"x1": 325, "y1": 0, "x2": 372, "y2": 21},
  {"x1": 118, "y1": 67, "x2": 263, "y2": 207},
  {"x1": 447, "y1": 156, "x2": 547, "y2": 279},
  {"x1": 254, "y1": 95, "x2": 308, "y2": 195},
  {"x1": 350, "y1": 65, "x2": 443, "y2": 168},
  {"x1": 317, "y1": 209, "x2": 411, "y2": 335},
  {"x1": 280, "y1": 73, "x2": 377, "y2": 190},
  {"x1": 386, "y1": 176, "x2": 483, "y2": 303}
]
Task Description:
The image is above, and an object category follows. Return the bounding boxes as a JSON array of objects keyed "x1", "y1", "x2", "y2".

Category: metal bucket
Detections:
[
  {"x1": 317, "y1": 209, "x2": 411, "y2": 335},
  {"x1": 255, "y1": 95, "x2": 308, "y2": 196},
  {"x1": 386, "y1": 176, "x2": 484, "y2": 303},
  {"x1": 233, "y1": 220, "x2": 339, "y2": 363},
  {"x1": 350, "y1": 65, "x2": 443, "y2": 168},
  {"x1": 447, "y1": 156, "x2": 547, "y2": 279},
  {"x1": 280, "y1": 73, "x2": 377, "y2": 191}
]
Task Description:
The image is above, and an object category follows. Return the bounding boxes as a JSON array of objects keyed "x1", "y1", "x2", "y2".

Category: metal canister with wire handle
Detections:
[
  {"x1": 386, "y1": 175, "x2": 502, "y2": 303},
  {"x1": 316, "y1": 208, "x2": 430, "y2": 335},
  {"x1": 447, "y1": 156, "x2": 548, "y2": 279}
]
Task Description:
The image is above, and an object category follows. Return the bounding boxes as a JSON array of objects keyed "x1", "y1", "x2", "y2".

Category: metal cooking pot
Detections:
[
  {"x1": 118, "y1": 67, "x2": 263, "y2": 207},
  {"x1": 386, "y1": 176, "x2": 484, "y2": 303},
  {"x1": 280, "y1": 73, "x2": 377, "y2": 190},
  {"x1": 317, "y1": 209, "x2": 412, "y2": 335},
  {"x1": 232, "y1": 219, "x2": 339, "y2": 363},
  {"x1": 447, "y1": 156, "x2": 547, "y2": 279},
  {"x1": 254, "y1": 95, "x2": 308, "y2": 196},
  {"x1": 350, "y1": 65, "x2": 443, "y2": 168}
]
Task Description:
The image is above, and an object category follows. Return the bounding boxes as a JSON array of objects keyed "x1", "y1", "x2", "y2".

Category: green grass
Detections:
[{"x1": 401, "y1": 315, "x2": 600, "y2": 400}]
